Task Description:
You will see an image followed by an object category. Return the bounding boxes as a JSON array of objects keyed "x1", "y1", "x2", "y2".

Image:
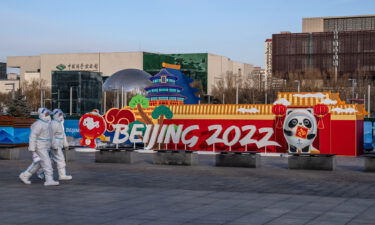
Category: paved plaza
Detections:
[{"x1": 0, "y1": 150, "x2": 375, "y2": 225}]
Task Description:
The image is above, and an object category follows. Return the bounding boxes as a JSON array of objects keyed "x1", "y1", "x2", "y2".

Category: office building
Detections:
[
  {"x1": 271, "y1": 15, "x2": 375, "y2": 79},
  {"x1": 7, "y1": 52, "x2": 256, "y2": 94}
]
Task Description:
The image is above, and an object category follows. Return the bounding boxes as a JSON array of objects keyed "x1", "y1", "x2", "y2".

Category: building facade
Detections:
[
  {"x1": 272, "y1": 15, "x2": 375, "y2": 79},
  {"x1": 51, "y1": 71, "x2": 103, "y2": 115},
  {"x1": 0, "y1": 80, "x2": 20, "y2": 94},
  {"x1": 272, "y1": 30, "x2": 375, "y2": 79},
  {"x1": 7, "y1": 52, "x2": 255, "y2": 95},
  {"x1": 302, "y1": 15, "x2": 375, "y2": 33}
]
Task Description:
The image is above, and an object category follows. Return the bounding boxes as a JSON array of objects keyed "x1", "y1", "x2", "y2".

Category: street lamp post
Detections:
[
  {"x1": 69, "y1": 86, "x2": 79, "y2": 115},
  {"x1": 103, "y1": 91, "x2": 106, "y2": 113},
  {"x1": 368, "y1": 84, "x2": 371, "y2": 117},
  {"x1": 236, "y1": 81, "x2": 239, "y2": 104},
  {"x1": 40, "y1": 88, "x2": 44, "y2": 108},
  {"x1": 348, "y1": 79, "x2": 356, "y2": 100},
  {"x1": 214, "y1": 76, "x2": 225, "y2": 104},
  {"x1": 70, "y1": 87, "x2": 73, "y2": 115},
  {"x1": 236, "y1": 69, "x2": 241, "y2": 104},
  {"x1": 294, "y1": 80, "x2": 300, "y2": 92}
]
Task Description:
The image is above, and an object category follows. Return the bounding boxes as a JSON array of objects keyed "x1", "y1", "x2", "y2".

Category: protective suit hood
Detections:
[
  {"x1": 38, "y1": 108, "x2": 51, "y2": 122},
  {"x1": 52, "y1": 109, "x2": 65, "y2": 122}
]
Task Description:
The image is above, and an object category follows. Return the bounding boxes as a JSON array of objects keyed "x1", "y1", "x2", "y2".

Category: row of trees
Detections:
[
  {"x1": 1, "y1": 73, "x2": 373, "y2": 117},
  {"x1": 210, "y1": 71, "x2": 374, "y2": 116},
  {"x1": 0, "y1": 79, "x2": 50, "y2": 117}
]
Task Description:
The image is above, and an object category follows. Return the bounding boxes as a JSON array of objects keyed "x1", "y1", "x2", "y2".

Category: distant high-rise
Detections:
[
  {"x1": 0, "y1": 62, "x2": 6, "y2": 80},
  {"x1": 264, "y1": 39, "x2": 272, "y2": 88},
  {"x1": 271, "y1": 15, "x2": 375, "y2": 79}
]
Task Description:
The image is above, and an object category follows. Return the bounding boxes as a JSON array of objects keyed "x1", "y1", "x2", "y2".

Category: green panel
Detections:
[
  {"x1": 143, "y1": 52, "x2": 174, "y2": 75},
  {"x1": 143, "y1": 52, "x2": 208, "y2": 93},
  {"x1": 169, "y1": 53, "x2": 208, "y2": 93}
]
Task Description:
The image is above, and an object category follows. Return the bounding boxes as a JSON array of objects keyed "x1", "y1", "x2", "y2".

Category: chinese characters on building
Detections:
[{"x1": 59, "y1": 63, "x2": 99, "y2": 71}]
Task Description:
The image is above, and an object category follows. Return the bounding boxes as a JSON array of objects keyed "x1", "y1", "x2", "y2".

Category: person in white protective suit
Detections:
[
  {"x1": 19, "y1": 108, "x2": 59, "y2": 186},
  {"x1": 50, "y1": 109, "x2": 72, "y2": 180}
]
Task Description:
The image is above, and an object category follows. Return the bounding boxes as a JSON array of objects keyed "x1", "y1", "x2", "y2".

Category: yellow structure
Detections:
[{"x1": 125, "y1": 92, "x2": 367, "y2": 122}]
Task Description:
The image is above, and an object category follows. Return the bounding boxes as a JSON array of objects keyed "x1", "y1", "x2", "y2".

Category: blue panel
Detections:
[
  {"x1": 64, "y1": 120, "x2": 81, "y2": 138},
  {"x1": 166, "y1": 68, "x2": 200, "y2": 104},
  {"x1": 13, "y1": 128, "x2": 30, "y2": 144},
  {"x1": 364, "y1": 121, "x2": 373, "y2": 150},
  {"x1": 0, "y1": 127, "x2": 15, "y2": 144}
]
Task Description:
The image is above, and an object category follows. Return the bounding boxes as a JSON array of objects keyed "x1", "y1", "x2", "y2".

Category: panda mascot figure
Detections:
[{"x1": 283, "y1": 108, "x2": 320, "y2": 154}]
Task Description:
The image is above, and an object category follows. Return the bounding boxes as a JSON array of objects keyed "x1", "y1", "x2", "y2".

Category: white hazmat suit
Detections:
[
  {"x1": 50, "y1": 109, "x2": 72, "y2": 180},
  {"x1": 19, "y1": 108, "x2": 59, "y2": 186}
]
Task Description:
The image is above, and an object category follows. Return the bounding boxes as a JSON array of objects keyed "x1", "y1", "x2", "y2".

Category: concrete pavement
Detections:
[{"x1": 0, "y1": 150, "x2": 374, "y2": 225}]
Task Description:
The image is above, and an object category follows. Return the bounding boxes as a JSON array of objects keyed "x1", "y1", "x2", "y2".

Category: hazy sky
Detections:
[{"x1": 1, "y1": 0, "x2": 374, "y2": 67}]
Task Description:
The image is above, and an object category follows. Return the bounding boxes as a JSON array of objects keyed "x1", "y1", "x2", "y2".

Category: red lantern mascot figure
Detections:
[
  {"x1": 313, "y1": 104, "x2": 329, "y2": 129},
  {"x1": 79, "y1": 109, "x2": 107, "y2": 148},
  {"x1": 272, "y1": 104, "x2": 287, "y2": 129}
]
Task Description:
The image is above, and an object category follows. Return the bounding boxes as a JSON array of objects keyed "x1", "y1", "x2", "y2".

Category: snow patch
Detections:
[
  {"x1": 273, "y1": 98, "x2": 291, "y2": 106},
  {"x1": 293, "y1": 93, "x2": 326, "y2": 98},
  {"x1": 320, "y1": 98, "x2": 337, "y2": 105},
  {"x1": 74, "y1": 147, "x2": 98, "y2": 152},
  {"x1": 331, "y1": 108, "x2": 357, "y2": 113},
  {"x1": 237, "y1": 108, "x2": 260, "y2": 113}
]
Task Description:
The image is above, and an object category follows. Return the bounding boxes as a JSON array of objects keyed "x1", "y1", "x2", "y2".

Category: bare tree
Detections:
[
  {"x1": 210, "y1": 69, "x2": 374, "y2": 117},
  {"x1": 21, "y1": 79, "x2": 50, "y2": 112}
]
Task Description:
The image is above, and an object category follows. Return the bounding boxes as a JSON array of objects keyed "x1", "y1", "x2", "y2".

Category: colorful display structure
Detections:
[
  {"x1": 79, "y1": 92, "x2": 367, "y2": 157},
  {"x1": 161, "y1": 63, "x2": 200, "y2": 104},
  {"x1": 145, "y1": 68, "x2": 186, "y2": 106}
]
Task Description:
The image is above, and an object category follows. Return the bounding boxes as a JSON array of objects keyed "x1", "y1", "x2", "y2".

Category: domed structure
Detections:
[{"x1": 103, "y1": 69, "x2": 152, "y2": 92}]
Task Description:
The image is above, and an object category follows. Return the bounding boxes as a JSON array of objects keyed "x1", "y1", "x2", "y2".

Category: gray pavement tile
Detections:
[
  {"x1": 347, "y1": 219, "x2": 375, "y2": 225},
  {"x1": 104, "y1": 218, "x2": 151, "y2": 225},
  {"x1": 265, "y1": 217, "x2": 311, "y2": 225},
  {"x1": 307, "y1": 220, "x2": 352, "y2": 225},
  {"x1": 227, "y1": 214, "x2": 277, "y2": 225}
]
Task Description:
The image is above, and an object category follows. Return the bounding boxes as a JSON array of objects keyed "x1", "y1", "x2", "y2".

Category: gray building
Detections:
[
  {"x1": 7, "y1": 52, "x2": 256, "y2": 94},
  {"x1": 0, "y1": 62, "x2": 6, "y2": 80},
  {"x1": 303, "y1": 15, "x2": 375, "y2": 33}
]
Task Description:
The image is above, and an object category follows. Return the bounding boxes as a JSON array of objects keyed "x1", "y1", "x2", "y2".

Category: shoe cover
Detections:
[
  {"x1": 44, "y1": 175, "x2": 59, "y2": 186},
  {"x1": 58, "y1": 168, "x2": 72, "y2": 180},
  {"x1": 19, "y1": 172, "x2": 32, "y2": 185}
]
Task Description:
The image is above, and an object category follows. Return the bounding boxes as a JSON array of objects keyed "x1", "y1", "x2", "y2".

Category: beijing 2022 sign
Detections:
[
  {"x1": 78, "y1": 95, "x2": 327, "y2": 153},
  {"x1": 110, "y1": 123, "x2": 280, "y2": 150}
]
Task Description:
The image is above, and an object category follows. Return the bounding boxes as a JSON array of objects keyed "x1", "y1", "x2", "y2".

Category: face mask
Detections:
[
  {"x1": 53, "y1": 112, "x2": 64, "y2": 122},
  {"x1": 54, "y1": 115, "x2": 64, "y2": 122},
  {"x1": 40, "y1": 114, "x2": 51, "y2": 122}
]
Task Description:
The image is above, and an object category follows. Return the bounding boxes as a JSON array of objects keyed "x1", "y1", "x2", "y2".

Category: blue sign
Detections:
[{"x1": 64, "y1": 120, "x2": 81, "y2": 138}]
